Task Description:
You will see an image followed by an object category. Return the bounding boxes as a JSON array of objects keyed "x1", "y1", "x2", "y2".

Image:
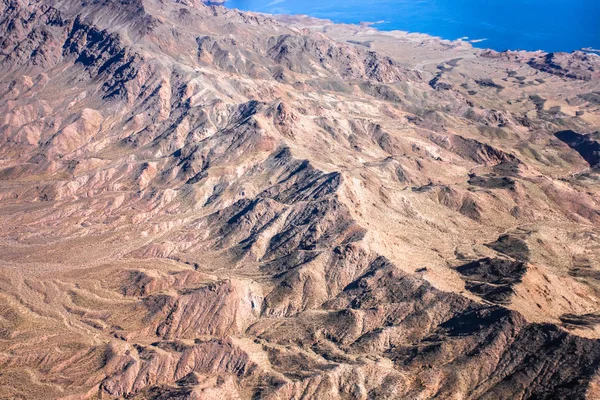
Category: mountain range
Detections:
[{"x1": 1, "y1": 0, "x2": 600, "y2": 398}]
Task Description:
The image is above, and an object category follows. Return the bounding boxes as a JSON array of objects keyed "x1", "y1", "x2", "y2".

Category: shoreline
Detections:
[{"x1": 217, "y1": 2, "x2": 599, "y2": 55}]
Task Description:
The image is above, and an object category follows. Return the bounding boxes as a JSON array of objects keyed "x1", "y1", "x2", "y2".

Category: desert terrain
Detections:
[{"x1": 1, "y1": 0, "x2": 600, "y2": 398}]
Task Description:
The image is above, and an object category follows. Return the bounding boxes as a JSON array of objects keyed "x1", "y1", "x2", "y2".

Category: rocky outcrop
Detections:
[
  {"x1": 101, "y1": 339, "x2": 254, "y2": 398},
  {"x1": 266, "y1": 34, "x2": 405, "y2": 83},
  {"x1": 145, "y1": 279, "x2": 263, "y2": 339},
  {"x1": 528, "y1": 51, "x2": 600, "y2": 81},
  {"x1": 456, "y1": 257, "x2": 527, "y2": 303},
  {"x1": 431, "y1": 133, "x2": 518, "y2": 165},
  {"x1": 556, "y1": 130, "x2": 600, "y2": 167}
]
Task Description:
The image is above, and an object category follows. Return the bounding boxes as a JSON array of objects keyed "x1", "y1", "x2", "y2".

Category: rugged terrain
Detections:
[{"x1": 1, "y1": 0, "x2": 600, "y2": 398}]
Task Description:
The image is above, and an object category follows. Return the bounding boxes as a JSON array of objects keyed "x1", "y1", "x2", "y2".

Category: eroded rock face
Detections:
[
  {"x1": 527, "y1": 51, "x2": 600, "y2": 81},
  {"x1": 456, "y1": 258, "x2": 527, "y2": 304},
  {"x1": 1, "y1": 0, "x2": 600, "y2": 399},
  {"x1": 101, "y1": 339, "x2": 254, "y2": 397},
  {"x1": 145, "y1": 279, "x2": 263, "y2": 339},
  {"x1": 556, "y1": 130, "x2": 600, "y2": 168}
]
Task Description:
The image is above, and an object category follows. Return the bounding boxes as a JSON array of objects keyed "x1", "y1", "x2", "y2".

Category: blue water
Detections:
[{"x1": 224, "y1": 0, "x2": 600, "y2": 52}]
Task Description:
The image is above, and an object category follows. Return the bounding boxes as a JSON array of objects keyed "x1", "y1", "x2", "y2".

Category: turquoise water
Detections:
[{"x1": 224, "y1": 0, "x2": 600, "y2": 52}]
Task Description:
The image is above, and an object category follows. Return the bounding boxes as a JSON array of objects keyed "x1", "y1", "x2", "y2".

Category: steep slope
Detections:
[{"x1": 1, "y1": 0, "x2": 600, "y2": 399}]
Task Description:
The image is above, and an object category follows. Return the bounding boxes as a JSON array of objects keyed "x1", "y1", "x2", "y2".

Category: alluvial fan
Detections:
[{"x1": 1, "y1": 0, "x2": 600, "y2": 398}]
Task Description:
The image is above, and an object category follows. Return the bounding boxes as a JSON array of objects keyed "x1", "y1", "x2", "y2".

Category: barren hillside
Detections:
[{"x1": 1, "y1": 0, "x2": 600, "y2": 398}]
